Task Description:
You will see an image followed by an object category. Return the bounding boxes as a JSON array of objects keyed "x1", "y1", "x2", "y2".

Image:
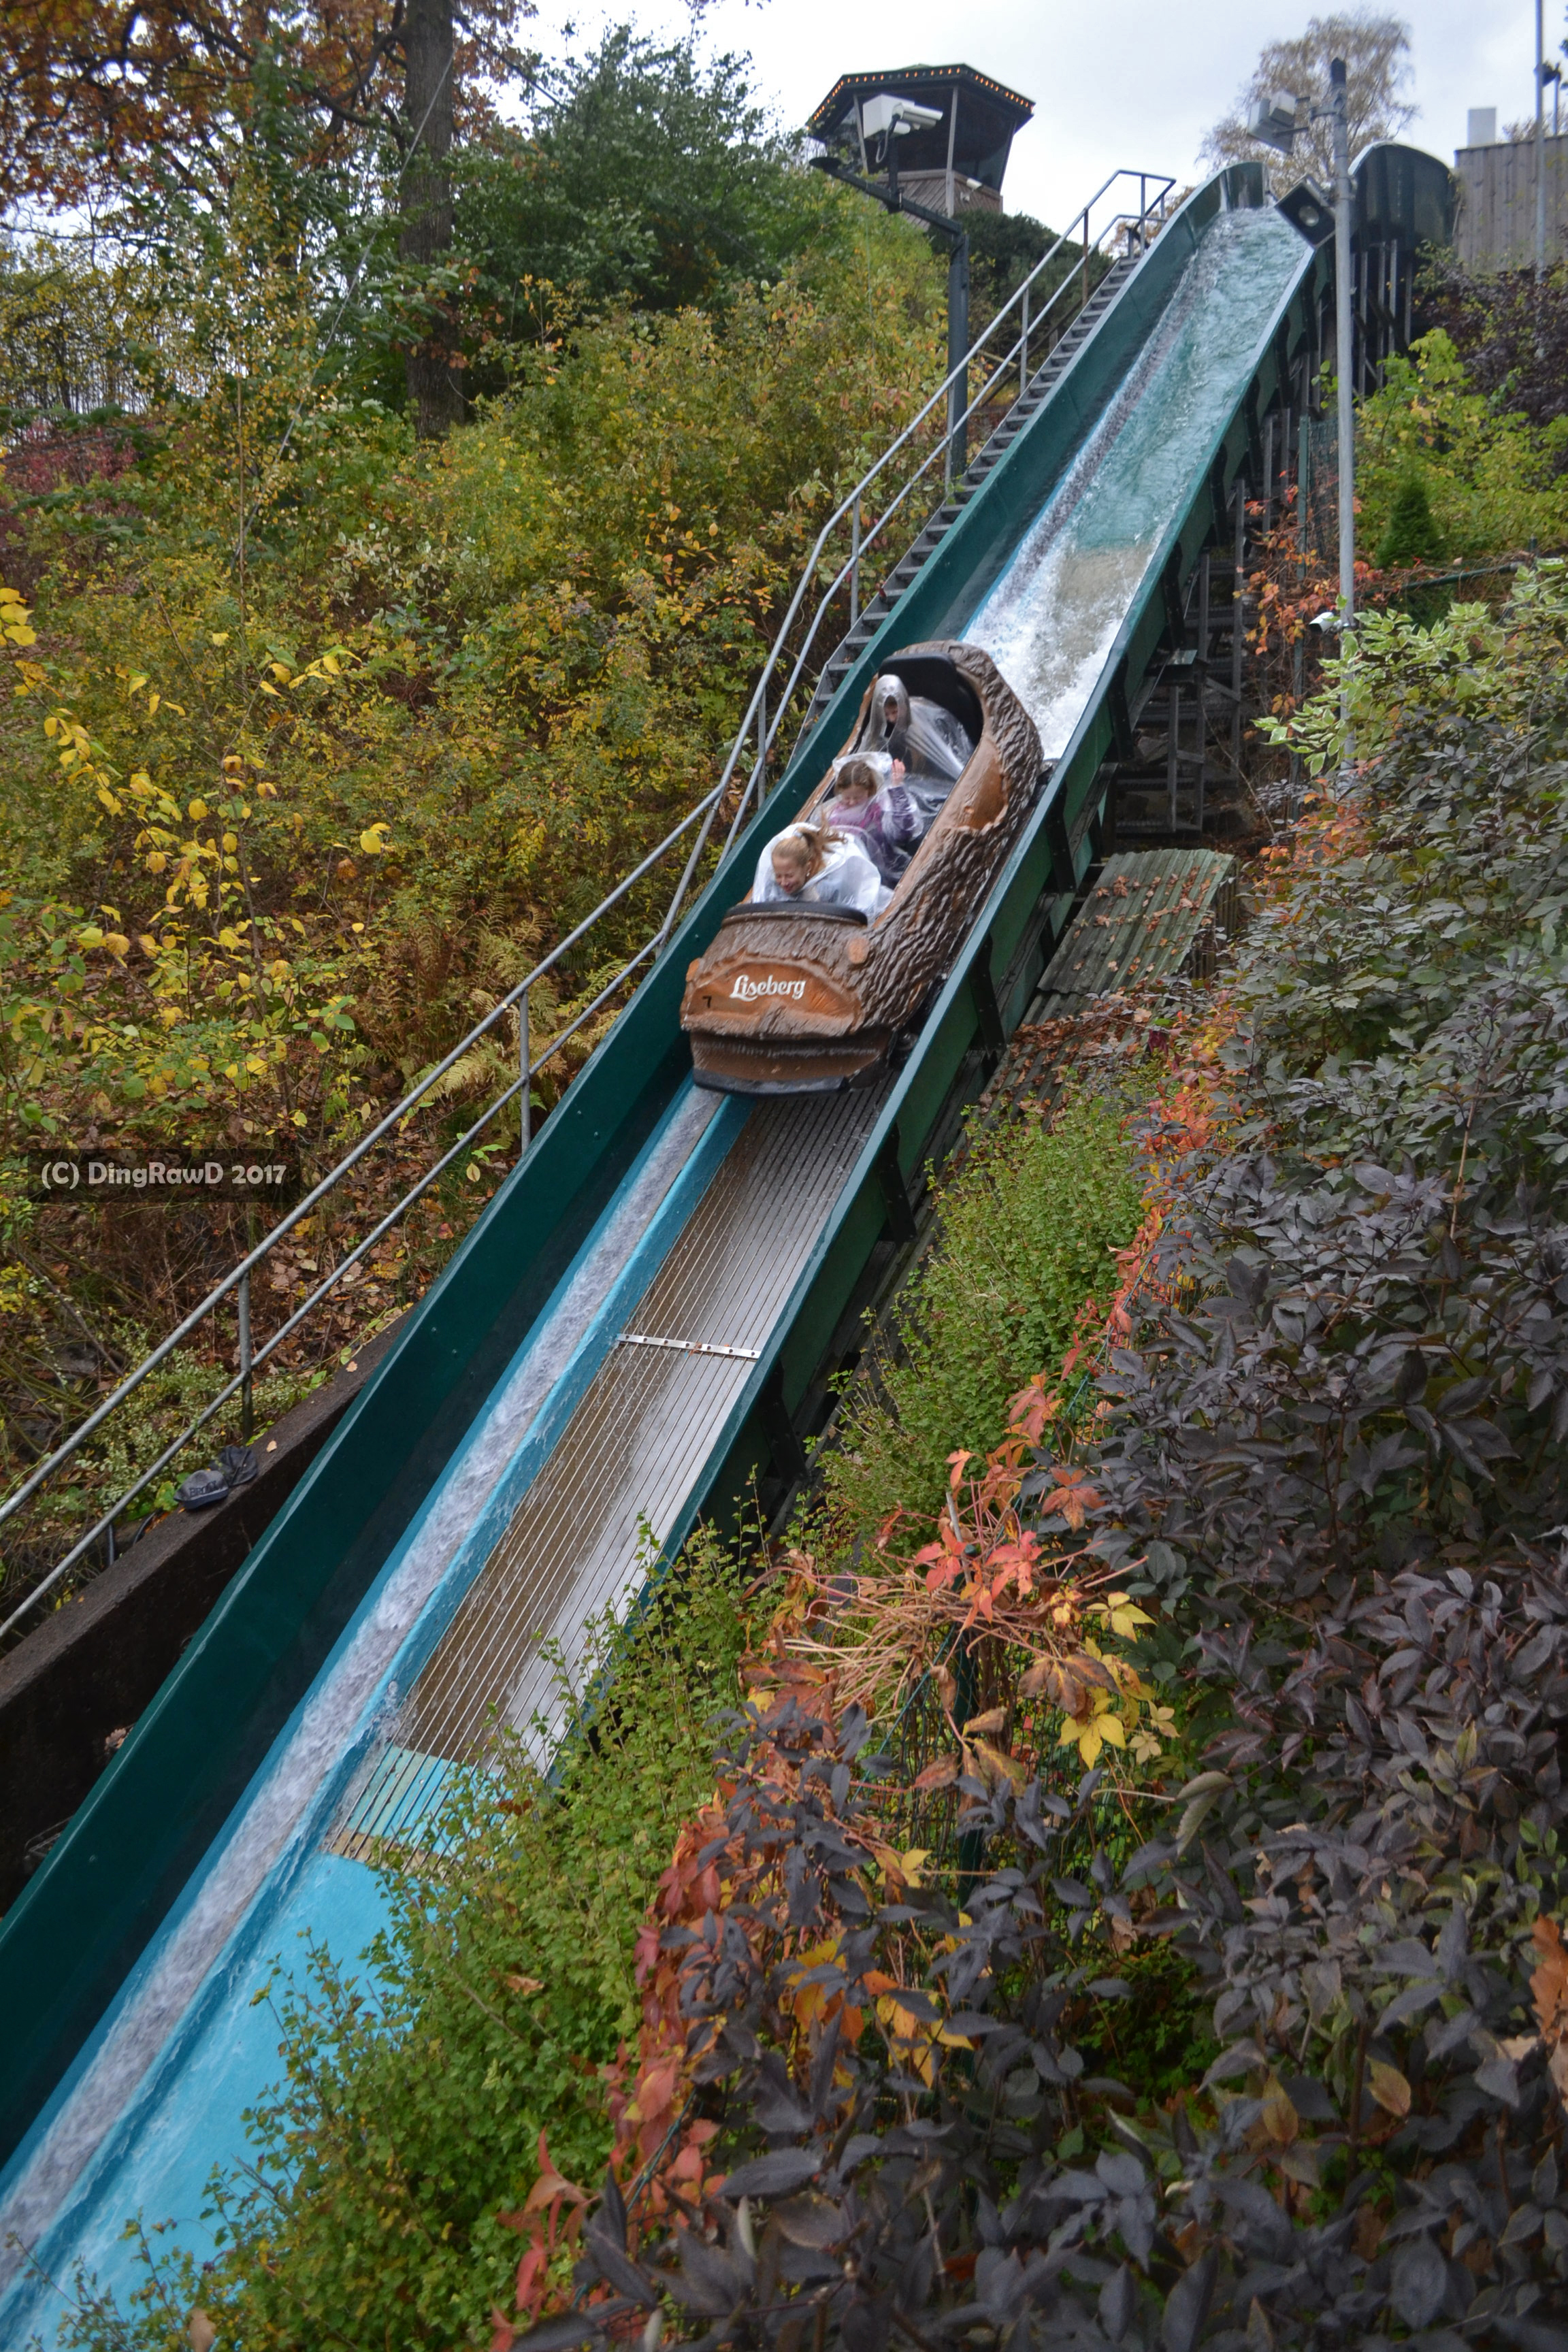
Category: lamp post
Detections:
[
  {"x1": 1328, "y1": 60, "x2": 1354, "y2": 627},
  {"x1": 1537, "y1": 0, "x2": 1549, "y2": 280},
  {"x1": 811, "y1": 103, "x2": 973, "y2": 483}
]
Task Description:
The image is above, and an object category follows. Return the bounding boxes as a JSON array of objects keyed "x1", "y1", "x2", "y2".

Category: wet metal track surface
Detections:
[
  {"x1": 393, "y1": 1089, "x2": 880, "y2": 1776},
  {"x1": 0, "y1": 1083, "x2": 885, "y2": 2329}
]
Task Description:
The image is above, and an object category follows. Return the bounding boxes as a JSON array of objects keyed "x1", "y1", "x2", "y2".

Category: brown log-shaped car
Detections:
[{"x1": 681, "y1": 642, "x2": 1044, "y2": 1094}]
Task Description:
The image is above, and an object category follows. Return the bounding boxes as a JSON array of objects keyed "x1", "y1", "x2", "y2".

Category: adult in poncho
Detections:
[{"x1": 868, "y1": 674, "x2": 975, "y2": 825}]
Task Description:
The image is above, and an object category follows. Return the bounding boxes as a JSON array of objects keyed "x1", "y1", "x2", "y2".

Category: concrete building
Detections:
[{"x1": 1453, "y1": 105, "x2": 1568, "y2": 269}]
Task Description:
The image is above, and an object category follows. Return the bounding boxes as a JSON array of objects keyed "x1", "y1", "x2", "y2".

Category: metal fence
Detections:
[{"x1": 0, "y1": 165, "x2": 1173, "y2": 1646}]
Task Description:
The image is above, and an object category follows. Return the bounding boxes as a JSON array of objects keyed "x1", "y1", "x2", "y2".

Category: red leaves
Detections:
[
  {"x1": 1041, "y1": 1463, "x2": 1103, "y2": 1532},
  {"x1": 489, "y1": 2132, "x2": 589, "y2": 2349},
  {"x1": 1007, "y1": 1373, "x2": 1062, "y2": 1445}
]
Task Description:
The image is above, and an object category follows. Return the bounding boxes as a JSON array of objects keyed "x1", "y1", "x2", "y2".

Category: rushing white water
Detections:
[
  {"x1": 966, "y1": 205, "x2": 1307, "y2": 753},
  {"x1": 0, "y1": 1083, "x2": 722, "y2": 2308}
]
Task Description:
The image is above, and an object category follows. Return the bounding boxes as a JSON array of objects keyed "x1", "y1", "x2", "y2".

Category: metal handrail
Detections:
[
  {"x1": 0, "y1": 163, "x2": 1172, "y2": 1642},
  {"x1": 0, "y1": 789, "x2": 723, "y2": 1637},
  {"x1": 662, "y1": 174, "x2": 1173, "y2": 919}
]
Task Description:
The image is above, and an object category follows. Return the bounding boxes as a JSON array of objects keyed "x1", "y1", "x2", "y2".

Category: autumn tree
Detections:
[
  {"x1": 1201, "y1": 12, "x2": 1416, "y2": 196},
  {"x1": 0, "y1": 0, "x2": 534, "y2": 432}
]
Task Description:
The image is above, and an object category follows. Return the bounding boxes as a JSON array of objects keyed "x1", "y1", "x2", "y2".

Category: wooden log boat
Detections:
[{"x1": 681, "y1": 642, "x2": 1044, "y2": 1094}]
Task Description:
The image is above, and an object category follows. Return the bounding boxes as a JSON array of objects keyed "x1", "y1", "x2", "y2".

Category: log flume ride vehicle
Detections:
[{"x1": 681, "y1": 644, "x2": 1043, "y2": 1094}]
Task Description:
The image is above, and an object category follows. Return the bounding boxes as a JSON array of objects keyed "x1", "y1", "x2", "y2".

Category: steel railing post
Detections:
[
  {"x1": 519, "y1": 985, "x2": 531, "y2": 1154},
  {"x1": 758, "y1": 676, "x2": 768, "y2": 801},
  {"x1": 1020, "y1": 283, "x2": 1030, "y2": 397},
  {"x1": 850, "y1": 500, "x2": 860, "y2": 628},
  {"x1": 1231, "y1": 485, "x2": 1246, "y2": 779},
  {"x1": 1167, "y1": 680, "x2": 1181, "y2": 829},
  {"x1": 238, "y1": 1266, "x2": 253, "y2": 1441}
]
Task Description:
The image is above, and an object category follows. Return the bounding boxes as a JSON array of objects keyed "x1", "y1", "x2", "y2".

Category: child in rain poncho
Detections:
[
  {"x1": 752, "y1": 819, "x2": 885, "y2": 917},
  {"x1": 868, "y1": 674, "x2": 975, "y2": 826},
  {"x1": 823, "y1": 753, "x2": 926, "y2": 888}
]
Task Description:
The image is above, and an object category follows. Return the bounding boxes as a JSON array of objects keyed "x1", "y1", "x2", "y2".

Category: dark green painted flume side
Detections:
[{"x1": 0, "y1": 166, "x2": 1324, "y2": 2172}]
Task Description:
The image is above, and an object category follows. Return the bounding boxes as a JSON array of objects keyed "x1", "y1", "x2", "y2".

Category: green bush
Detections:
[
  {"x1": 1374, "y1": 464, "x2": 1445, "y2": 568},
  {"x1": 1356, "y1": 328, "x2": 1568, "y2": 561},
  {"x1": 822, "y1": 1092, "x2": 1143, "y2": 1549}
]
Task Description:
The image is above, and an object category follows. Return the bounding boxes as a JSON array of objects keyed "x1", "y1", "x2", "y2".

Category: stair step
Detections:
[{"x1": 796, "y1": 256, "x2": 1144, "y2": 750}]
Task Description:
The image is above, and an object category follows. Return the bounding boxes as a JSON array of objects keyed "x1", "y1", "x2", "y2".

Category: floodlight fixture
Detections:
[
  {"x1": 859, "y1": 93, "x2": 945, "y2": 142},
  {"x1": 1247, "y1": 93, "x2": 1302, "y2": 154}
]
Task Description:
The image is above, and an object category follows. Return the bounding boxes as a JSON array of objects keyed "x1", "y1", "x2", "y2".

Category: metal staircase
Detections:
[{"x1": 798, "y1": 257, "x2": 1138, "y2": 739}]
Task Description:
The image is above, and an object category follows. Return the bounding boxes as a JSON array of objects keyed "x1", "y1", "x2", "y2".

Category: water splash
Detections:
[{"x1": 966, "y1": 206, "x2": 1306, "y2": 753}]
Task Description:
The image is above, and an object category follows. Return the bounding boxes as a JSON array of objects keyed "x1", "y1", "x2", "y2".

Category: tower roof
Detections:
[{"x1": 806, "y1": 64, "x2": 1034, "y2": 195}]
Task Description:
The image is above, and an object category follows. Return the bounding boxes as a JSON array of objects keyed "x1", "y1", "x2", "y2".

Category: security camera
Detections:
[
  {"x1": 1247, "y1": 93, "x2": 1302, "y2": 154},
  {"x1": 860, "y1": 94, "x2": 945, "y2": 142}
]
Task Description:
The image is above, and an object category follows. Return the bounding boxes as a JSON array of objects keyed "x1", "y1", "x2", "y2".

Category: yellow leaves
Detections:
[
  {"x1": 1130, "y1": 1703, "x2": 1177, "y2": 1765},
  {"x1": 969, "y1": 1735, "x2": 1028, "y2": 1791},
  {"x1": 0, "y1": 581, "x2": 37, "y2": 647},
  {"x1": 359, "y1": 822, "x2": 392, "y2": 855},
  {"x1": 75, "y1": 925, "x2": 105, "y2": 949},
  {"x1": 1090, "y1": 1593, "x2": 1154, "y2": 1639},
  {"x1": 1368, "y1": 2060, "x2": 1411, "y2": 2119},
  {"x1": 125, "y1": 672, "x2": 148, "y2": 696},
  {"x1": 868, "y1": 1841, "x2": 930, "y2": 1889},
  {"x1": 97, "y1": 786, "x2": 123, "y2": 816},
  {"x1": 1057, "y1": 1701, "x2": 1126, "y2": 1769},
  {"x1": 221, "y1": 832, "x2": 238, "y2": 853},
  {"x1": 781, "y1": 1936, "x2": 866, "y2": 2046},
  {"x1": 1530, "y1": 1916, "x2": 1568, "y2": 2104},
  {"x1": 103, "y1": 934, "x2": 130, "y2": 960},
  {"x1": 189, "y1": 798, "x2": 208, "y2": 821},
  {"x1": 210, "y1": 632, "x2": 229, "y2": 647},
  {"x1": 1259, "y1": 2073, "x2": 1299, "y2": 2147}
]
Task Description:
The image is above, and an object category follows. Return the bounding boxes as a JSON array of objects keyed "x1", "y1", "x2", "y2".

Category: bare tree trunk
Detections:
[{"x1": 400, "y1": 0, "x2": 461, "y2": 438}]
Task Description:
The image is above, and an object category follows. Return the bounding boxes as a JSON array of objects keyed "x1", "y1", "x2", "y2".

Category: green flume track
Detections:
[{"x1": 0, "y1": 163, "x2": 1324, "y2": 2218}]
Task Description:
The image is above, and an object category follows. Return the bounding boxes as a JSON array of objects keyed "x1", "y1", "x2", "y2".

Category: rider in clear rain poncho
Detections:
[
  {"x1": 866, "y1": 674, "x2": 975, "y2": 826},
  {"x1": 751, "y1": 819, "x2": 885, "y2": 917},
  {"x1": 823, "y1": 753, "x2": 926, "y2": 888}
]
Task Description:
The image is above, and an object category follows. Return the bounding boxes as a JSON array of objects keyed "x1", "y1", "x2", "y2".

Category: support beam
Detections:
[
  {"x1": 876, "y1": 1128, "x2": 918, "y2": 1245},
  {"x1": 756, "y1": 1364, "x2": 807, "y2": 1486}
]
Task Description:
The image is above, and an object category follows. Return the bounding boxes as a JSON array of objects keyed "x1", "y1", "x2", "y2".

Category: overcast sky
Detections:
[{"x1": 530, "y1": 0, "x2": 1549, "y2": 229}]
